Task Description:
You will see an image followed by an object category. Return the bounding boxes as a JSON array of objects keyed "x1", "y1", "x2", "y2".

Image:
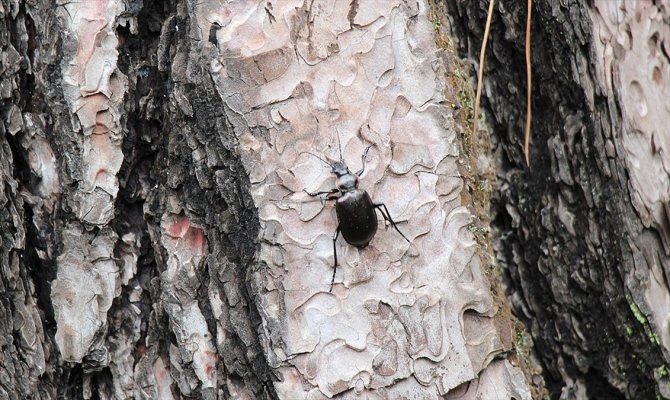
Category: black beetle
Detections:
[{"x1": 302, "y1": 143, "x2": 410, "y2": 291}]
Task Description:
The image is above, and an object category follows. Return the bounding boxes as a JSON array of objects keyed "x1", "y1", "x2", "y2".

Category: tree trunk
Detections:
[
  {"x1": 446, "y1": 1, "x2": 670, "y2": 399},
  {"x1": 0, "y1": 0, "x2": 533, "y2": 399}
]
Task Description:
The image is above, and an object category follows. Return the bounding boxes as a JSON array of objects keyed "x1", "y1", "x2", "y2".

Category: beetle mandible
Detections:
[{"x1": 302, "y1": 141, "x2": 410, "y2": 292}]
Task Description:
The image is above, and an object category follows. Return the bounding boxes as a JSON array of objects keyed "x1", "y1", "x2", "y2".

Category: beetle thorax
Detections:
[
  {"x1": 336, "y1": 172, "x2": 358, "y2": 192},
  {"x1": 330, "y1": 162, "x2": 358, "y2": 192}
]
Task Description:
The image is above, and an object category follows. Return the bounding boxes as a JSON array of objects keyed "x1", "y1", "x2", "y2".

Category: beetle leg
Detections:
[
  {"x1": 330, "y1": 227, "x2": 341, "y2": 292},
  {"x1": 374, "y1": 203, "x2": 410, "y2": 243},
  {"x1": 304, "y1": 188, "x2": 339, "y2": 205},
  {"x1": 355, "y1": 145, "x2": 372, "y2": 176},
  {"x1": 304, "y1": 188, "x2": 338, "y2": 197}
]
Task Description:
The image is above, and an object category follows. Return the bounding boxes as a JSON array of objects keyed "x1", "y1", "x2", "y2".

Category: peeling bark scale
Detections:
[
  {"x1": 0, "y1": 0, "x2": 534, "y2": 399},
  {"x1": 447, "y1": 1, "x2": 670, "y2": 399}
]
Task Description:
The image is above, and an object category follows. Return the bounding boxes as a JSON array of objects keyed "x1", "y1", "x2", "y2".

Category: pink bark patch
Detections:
[
  {"x1": 92, "y1": 122, "x2": 109, "y2": 135},
  {"x1": 166, "y1": 216, "x2": 207, "y2": 253},
  {"x1": 185, "y1": 226, "x2": 206, "y2": 252},
  {"x1": 166, "y1": 216, "x2": 191, "y2": 238},
  {"x1": 73, "y1": 0, "x2": 108, "y2": 68},
  {"x1": 201, "y1": 350, "x2": 218, "y2": 381}
]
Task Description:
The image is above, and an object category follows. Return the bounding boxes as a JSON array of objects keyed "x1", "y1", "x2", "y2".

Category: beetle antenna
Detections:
[
  {"x1": 335, "y1": 128, "x2": 343, "y2": 162},
  {"x1": 299, "y1": 151, "x2": 333, "y2": 169}
]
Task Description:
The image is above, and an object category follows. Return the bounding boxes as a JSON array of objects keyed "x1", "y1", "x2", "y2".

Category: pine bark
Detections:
[
  {"x1": 1, "y1": 0, "x2": 532, "y2": 399},
  {"x1": 447, "y1": 1, "x2": 670, "y2": 399}
]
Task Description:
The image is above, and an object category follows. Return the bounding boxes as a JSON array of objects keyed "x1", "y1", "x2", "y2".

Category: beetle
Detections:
[{"x1": 302, "y1": 143, "x2": 410, "y2": 292}]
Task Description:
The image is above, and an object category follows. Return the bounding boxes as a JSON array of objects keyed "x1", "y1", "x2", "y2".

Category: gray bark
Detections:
[
  {"x1": 446, "y1": 1, "x2": 670, "y2": 399},
  {"x1": 1, "y1": 0, "x2": 531, "y2": 398},
  {"x1": 2, "y1": 0, "x2": 276, "y2": 397}
]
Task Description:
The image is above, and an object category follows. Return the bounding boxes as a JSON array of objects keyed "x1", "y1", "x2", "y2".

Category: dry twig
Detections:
[{"x1": 472, "y1": 0, "x2": 496, "y2": 137}]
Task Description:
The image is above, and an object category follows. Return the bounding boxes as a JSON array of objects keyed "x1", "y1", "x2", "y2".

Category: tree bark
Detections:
[
  {"x1": 446, "y1": 1, "x2": 670, "y2": 399},
  {"x1": 1, "y1": 0, "x2": 532, "y2": 398}
]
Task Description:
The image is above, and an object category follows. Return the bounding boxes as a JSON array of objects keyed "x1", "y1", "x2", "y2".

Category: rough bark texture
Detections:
[
  {"x1": 447, "y1": 1, "x2": 670, "y2": 399},
  {"x1": 2, "y1": 0, "x2": 277, "y2": 398},
  {"x1": 1, "y1": 0, "x2": 532, "y2": 398},
  {"x1": 209, "y1": 1, "x2": 529, "y2": 398}
]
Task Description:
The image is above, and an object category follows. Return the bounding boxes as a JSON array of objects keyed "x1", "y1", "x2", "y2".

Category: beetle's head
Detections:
[{"x1": 331, "y1": 162, "x2": 350, "y2": 177}]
